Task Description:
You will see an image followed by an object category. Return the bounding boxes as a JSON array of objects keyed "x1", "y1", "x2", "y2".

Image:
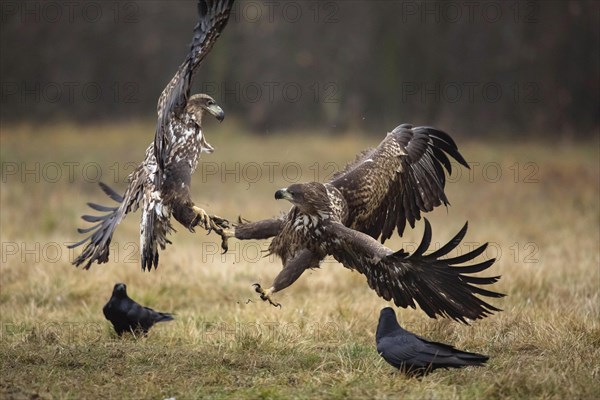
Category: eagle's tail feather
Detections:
[
  {"x1": 139, "y1": 192, "x2": 174, "y2": 272},
  {"x1": 68, "y1": 182, "x2": 126, "y2": 269},
  {"x1": 389, "y1": 219, "x2": 504, "y2": 324}
]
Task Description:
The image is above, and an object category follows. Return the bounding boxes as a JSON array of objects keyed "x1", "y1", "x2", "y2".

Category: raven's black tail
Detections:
[
  {"x1": 155, "y1": 312, "x2": 175, "y2": 323},
  {"x1": 418, "y1": 337, "x2": 489, "y2": 369}
]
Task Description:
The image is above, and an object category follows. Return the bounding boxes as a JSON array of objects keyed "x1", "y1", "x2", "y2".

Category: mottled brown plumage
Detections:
[
  {"x1": 70, "y1": 1, "x2": 235, "y2": 271},
  {"x1": 234, "y1": 124, "x2": 504, "y2": 323}
]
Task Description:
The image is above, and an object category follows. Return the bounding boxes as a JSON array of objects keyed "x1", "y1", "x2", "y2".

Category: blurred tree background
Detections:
[{"x1": 1, "y1": 0, "x2": 598, "y2": 137}]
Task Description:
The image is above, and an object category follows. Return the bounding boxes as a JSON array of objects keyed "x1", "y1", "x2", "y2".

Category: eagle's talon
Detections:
[
  {"x1": 252, "y1": 284, "x2": 281, "y2": 308},
  {"x1": 221, "y1": 237, "x2": 229, "y2": 254},
  {"x1": 271, "y1": 300, "x2": 282, "y2": 308},
  {"x1": 189, "y1": 214, "x2": 201, "y2": 231},
  {"x1": 211, "y1": 215, "x2": 230, "y2": 228},
  {"x1": 208, "y1": 216, "x2": 233, "y2": 254},
  {"x1": 192, "y1": 206, "x2": 210, "y2": 230}
]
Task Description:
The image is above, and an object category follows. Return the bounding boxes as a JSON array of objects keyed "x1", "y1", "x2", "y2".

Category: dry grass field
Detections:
[{"x1": 1, "y1": 121, "x2": 599, "y2": 399}]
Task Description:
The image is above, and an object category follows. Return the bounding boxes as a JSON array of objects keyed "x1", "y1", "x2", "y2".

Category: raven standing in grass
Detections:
[
  {"x1": 376, "y1": 307, "x2": 489, "y2": 376},
  {"x1": 103, "y1": 283, "x2": 174, "y2": 336}
]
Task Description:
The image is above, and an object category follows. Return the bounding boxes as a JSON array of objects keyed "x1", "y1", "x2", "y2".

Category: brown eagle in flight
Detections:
[
  {"x1": 70, "y1": 0, "x2": 235, "y2": 271},
  {"x1": 224, "y1": 124, "x2": 504, "y2": 323}
]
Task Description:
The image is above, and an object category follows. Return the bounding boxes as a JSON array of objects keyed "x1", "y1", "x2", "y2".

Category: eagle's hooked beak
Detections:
[
  {"x1": 275, "y1": 188, "x2": 293, "y2": 201},
  {"x1": 207, "y1": 104, "x2": 225, "y2": 122}
]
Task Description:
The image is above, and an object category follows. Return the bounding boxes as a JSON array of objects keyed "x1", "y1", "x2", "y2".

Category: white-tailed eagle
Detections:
[
  {"x1": 225, "y1": 124, "x2": 504, "y2": 323},
  {"x1": 70, "y1": 0, "x2": 235, "y2": 271}
]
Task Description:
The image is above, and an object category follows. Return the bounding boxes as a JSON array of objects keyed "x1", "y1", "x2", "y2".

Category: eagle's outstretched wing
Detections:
[
  {"x1": 323, "y1": 219, "x2": 504, "y2": 323},
  {"x1": 329, "y1": 124, "x2": 469, "y2": 242},
  {"x1": 69, "y1": 174, "x2": 145, "y2": 269},
  {"x1": 154, "y1": 0, "x2": 234, "y2": 171}
]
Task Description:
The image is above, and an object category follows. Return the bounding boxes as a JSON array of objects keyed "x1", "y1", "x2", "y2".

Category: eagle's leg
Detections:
[
  {"x1": 252, "y1": 283, "x2": 281, "y2": 308},
  {"x1": 186, "y1": 205, "x2": 232, "y2": 253},
  {"x1": 171, "y1": 202, "x2": 232, "y2": 253},
  {"x1": 251, "y1": 250, "x2": 317, "y2": 308}
]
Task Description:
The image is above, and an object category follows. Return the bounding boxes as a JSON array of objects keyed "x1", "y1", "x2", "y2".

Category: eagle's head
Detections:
[
  {"x1": 275, "y1": 182, "x2": 331, "y2": 217},
  {"x1": 186, "y1": 94, "x2": 225, "y2": 124},
  {"x1": 112, "y1": 282, "x2": 127, "y2": 298}
]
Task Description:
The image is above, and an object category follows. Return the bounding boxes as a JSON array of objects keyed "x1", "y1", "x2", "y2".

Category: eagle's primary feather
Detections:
[
  {"x1": 234, "y1": 124, "x2": 503, "y2": 323},
  {"x1": 70, "y1": 0, "x2": 235, "y2": 271}
]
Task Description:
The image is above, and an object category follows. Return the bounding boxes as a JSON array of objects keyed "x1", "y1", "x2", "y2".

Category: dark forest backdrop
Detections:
[{"x1": 1, "y1": 0, "x2": 598, "y2": 137}]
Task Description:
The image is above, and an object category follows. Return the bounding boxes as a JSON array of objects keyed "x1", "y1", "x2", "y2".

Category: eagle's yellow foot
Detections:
[
  {"x1": 252, "y1": 284, "x2": 281, "y2": 308},
  {"x1": 208, "y1": 215, "x2": 234, "y2": 253},
  {"x1": 192, "y1": 206, "x2": 211, "y2": 230}
]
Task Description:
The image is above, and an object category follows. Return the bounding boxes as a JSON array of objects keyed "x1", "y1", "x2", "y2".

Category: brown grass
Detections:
[{"x1": 1, "y1": 121, "x2": 599, "y2": 399}]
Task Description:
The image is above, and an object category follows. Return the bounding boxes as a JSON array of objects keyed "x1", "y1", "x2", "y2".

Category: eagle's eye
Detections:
[{"x1": 207, "y1": 100, "x2": 215, "y2": 106}]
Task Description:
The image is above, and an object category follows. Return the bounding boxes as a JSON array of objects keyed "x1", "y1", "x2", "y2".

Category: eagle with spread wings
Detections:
[
  {"x1": 224, "y1": 124, "x2": 504, "y2": 323},
  {"x1": 70, "y1": 0, "x2": 235, "y2": 271}
]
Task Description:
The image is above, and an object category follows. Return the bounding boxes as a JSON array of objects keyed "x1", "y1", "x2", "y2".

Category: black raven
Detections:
[
  {"x1": 376, "y1": 307, "x2": 488, "y2": 376},
  {"x1": 103, "y1": 283, "x2": 174, "y2": 336}
]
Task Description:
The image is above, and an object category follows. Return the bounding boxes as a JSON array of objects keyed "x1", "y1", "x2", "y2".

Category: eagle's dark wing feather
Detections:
[
  {"x1": 323, "y1": 219, "x2": 503, "y2": 323},
  {"x1": 69, "y1": 169, "x2": 146, "y2": 269},
  {"x1": 154, "y1": 0, "x2": 234, "y2": 170},
  {"x1": 329, "y1": 124, "x2": 469, "y2": 242}
]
